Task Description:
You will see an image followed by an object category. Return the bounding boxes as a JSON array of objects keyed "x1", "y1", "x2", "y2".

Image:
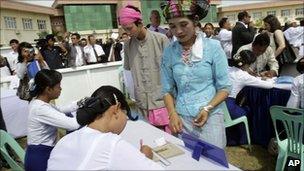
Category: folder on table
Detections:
[
  {"x1": 181, "y1": 132, "x2": 229, "y2": 168},
  {"x1": 152, "y1": 142, "x2": 184, "y2": 162}
]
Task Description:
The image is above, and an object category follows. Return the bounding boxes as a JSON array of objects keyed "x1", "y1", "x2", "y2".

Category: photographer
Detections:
[
  {"x1": 40, "y1": 34, "x2": 67, "y2": 69},
  {"x1": 16, "y1": 42, "x2": 49, "y2": 101}
]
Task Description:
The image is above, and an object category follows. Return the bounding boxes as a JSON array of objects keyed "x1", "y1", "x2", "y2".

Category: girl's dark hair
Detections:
[
  {"x1": 233, "y1": 50, "x2": 256, "y2": 68},
  {"x1": 296, "y1": 57, "x2": 304, "y2": 74},
  {"x1": 30, "y1": 69, "x2": 62, "y2": 97},
  {"x1": 17, "y1": 42, "x2": 33, "y2": 63},
  {"x1": 263, "y1": 15, "x2": 282, "y2": 33},
  {"x1": 76, "y1": 86, "x2": 137, "y2": 126}
]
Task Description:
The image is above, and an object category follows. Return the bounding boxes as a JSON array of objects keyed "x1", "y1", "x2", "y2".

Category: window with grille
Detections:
[
  {"x1": 253, "y1": 12, "x2": 262, "y2": 19},
  {"x1": 4, "y1": 16, "x2": 17, "y2": 29},
  {"x1": 37, "y1": 20, "x2": 46, "y2": 30},
  {"x1": 267, "y1": 11, "x2": 276, "y2": 16},
  {"x1": 22, "y1": 18, "x2": 33, "y2": 30},
  {"x1": 226, "y1": 14, "x2": 235, "y2": 22},
  {"x1": 281, "y1": 10, "x2": 290, "y2": 17},
  {"x1": 295, "y1": 8, "x2": 304, "y2": 16}
]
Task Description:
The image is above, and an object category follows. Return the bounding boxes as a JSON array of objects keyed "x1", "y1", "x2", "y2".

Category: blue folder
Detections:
[
  {"x1": 181, "y1": 133, "x2": 229, "y2": 168},
  {"x1": 27, "y1": 60, "x2": 41, "y2": 79}
]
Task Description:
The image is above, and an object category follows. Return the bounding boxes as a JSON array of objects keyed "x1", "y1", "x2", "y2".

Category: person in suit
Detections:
[
  {"x1": 67, "y1": 33, "x2": 87, "y2": 67},
  {"x1": 231, "y1": 11, "x2": 256, "y2": 57}
]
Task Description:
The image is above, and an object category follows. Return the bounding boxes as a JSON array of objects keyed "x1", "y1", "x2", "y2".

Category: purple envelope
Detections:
[{"x1": 181, "y1": 133, "x2": 229, "y2": 168}]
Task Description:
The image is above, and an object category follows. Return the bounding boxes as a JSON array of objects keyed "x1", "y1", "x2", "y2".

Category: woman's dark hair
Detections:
[
  {"x1": 17, "y1": 42, "x2": 33, "y2": 63},
  {"x1": 296, "y1": 57, "x2": 304, "y2": 74},
  {"x1": 233, "y1": 50, "x2": 256, "y2": 68},
  {"x1": 76, "y1": 86, "x2": 137, "y2": 126},
  {"x1": 263, "y1": 15, "x2": 282, "y2": 33},
  {"x1": 30, "y1": 69, "x2": 62, "y2": 98}
]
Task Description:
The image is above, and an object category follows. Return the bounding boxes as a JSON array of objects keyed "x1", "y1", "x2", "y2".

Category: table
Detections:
[
  {"x1": 226, "y1": 86, "x2": 291, "y2": 147},
  {"x1": 120, "y1": 120, "x2": 240, "y2": 170},
  {"x1": 0, "y1": 89, "x2": 29, "y2": 138}
]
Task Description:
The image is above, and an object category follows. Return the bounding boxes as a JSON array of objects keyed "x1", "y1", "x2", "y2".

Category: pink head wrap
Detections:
[{"x1": 118, "y1": 6, "x2": 142, "y2": 25}]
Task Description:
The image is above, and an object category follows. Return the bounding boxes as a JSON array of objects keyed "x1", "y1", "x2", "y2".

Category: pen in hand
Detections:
[{"x1": 139, "y1": 139, "x2": 153, "y2": 159}]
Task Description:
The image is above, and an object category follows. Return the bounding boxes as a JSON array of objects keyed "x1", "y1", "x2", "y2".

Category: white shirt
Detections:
[
  {"x1": 75, "y1": 45, "x2": 84, "y2": 66},
  {"x1": 148, "y1": 25, "x2": 168, "y2": 35},
  {"x1": 83, "y1": 44, "x2": 105, "y2": 63},
  {"x1": 233, "y1": 43, "x2": 279, "y2": 75},
  {"x1": 28, "y1": 99, "x2": 80, "y2": 146},
  {"x1": 237, "y1": 21, "x2": 248, "y2": 28},
  {"x1": 228, "y1": 67, "x2": 274, "y2": 98},
  {"x1": 48, "y1": 127, "x2": 164, "y2": 170},
  {"x1": 218, "y1": 28, "x2": 232, "y2": 59},
  {"x1": 5, "y1": 50, "x2": 18, "y2": 71},
  {"x1": 287, "y1": 74, "x2": 304, "y2": 109},
  {"x1": 0, "y1": 66, "x2": 11, "y2": 77},
  {"x1": 284, "y1": 26, "x2": 304, "y2": 47}
]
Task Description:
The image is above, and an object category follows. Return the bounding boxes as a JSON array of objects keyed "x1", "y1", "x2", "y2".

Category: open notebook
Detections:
[{"x1": 152, "y1": 142, "x2": 184, "y2": 162}]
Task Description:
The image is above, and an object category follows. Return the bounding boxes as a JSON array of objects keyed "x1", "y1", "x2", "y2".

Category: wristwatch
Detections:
[{"x1": 199, "y1": 105, "x2": 214, "y2": 113}]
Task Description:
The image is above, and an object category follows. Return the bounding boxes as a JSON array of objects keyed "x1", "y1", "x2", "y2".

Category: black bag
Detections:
[
  {"x1": 274, "y1": 34, "x2": 296, "y2": 64},
  {"x1": 16, "y1": 75, "x2": 32, "y2": 101}
]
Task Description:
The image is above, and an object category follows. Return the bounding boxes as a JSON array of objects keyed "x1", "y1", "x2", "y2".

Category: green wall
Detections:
[{"x1": 64, "y1": 5, "x2": 117, "y2": 31}]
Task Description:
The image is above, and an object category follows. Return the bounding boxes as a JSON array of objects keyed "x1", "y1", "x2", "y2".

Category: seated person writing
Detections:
[
  {"x1": 227, "y1": 50, "x2": 274, "y2": 118},
  {"x1": 47, "y1": 86, "x2": 164, "y2": 170},
  {"x1": 233, "y1": 33, "x2": 279, "y2": 78},
  {"x1": 286, "y1": 57, "x2": 304, "y2": 109}
]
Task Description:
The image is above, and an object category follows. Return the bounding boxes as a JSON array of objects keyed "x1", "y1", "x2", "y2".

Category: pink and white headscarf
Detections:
[{"x1": 118, "y1": 6, "x2": 142, "y2": 25}]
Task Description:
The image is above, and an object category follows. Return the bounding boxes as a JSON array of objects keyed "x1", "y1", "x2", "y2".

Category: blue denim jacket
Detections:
[{"x1": 161, "y1": 37, "x2": 231, "y2": 117}]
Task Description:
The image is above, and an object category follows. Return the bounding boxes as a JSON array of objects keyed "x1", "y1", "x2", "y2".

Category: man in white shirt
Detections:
[
  {"x1": 4, "y1": 39, "x2": 19, "y2": 74},
  {"x1": 234, "y1": 33, "x2": 279, "y2": 78},
  {"x1": 218, "y1": 17, "x2": 233, "y2": 61},
  {"x1": 84, "y1": 35, "x2": 106, "y2": 64},
  {"x1": 148, "y1": 10, "x2": 167, "y2": 35}
]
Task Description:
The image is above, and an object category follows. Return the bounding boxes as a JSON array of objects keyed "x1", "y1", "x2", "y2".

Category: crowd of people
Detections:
[{"x1": 0, "y1": 0, "x2": 303, "y2": 170}]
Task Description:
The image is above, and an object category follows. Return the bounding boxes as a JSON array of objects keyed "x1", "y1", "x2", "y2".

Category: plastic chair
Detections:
[
  {"x1": 270, "y1": 106, "x2": 304, "y2": 171},
  {"x1": 0, "y1": 129, "x2": 25, "y2": 170},
  {"x1": 222, "y1": 102, "x2": 251, "y2": 146}
]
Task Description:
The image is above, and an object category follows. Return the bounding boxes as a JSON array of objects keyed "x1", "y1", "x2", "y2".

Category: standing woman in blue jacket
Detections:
[{"x1": 161, "y1": 0, "x2": 231, "y2": 149}]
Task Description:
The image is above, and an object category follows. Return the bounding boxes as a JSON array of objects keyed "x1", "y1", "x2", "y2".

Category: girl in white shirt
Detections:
[
  {"x1": 228, "y1": 50, "x2": 274, "y2": 119},
  {"x1": 25, "y1": 69, "x2": 81, "y2": 171},
  {"x1": 48, "y1": 86, "x2": 163, "y2": 170}
]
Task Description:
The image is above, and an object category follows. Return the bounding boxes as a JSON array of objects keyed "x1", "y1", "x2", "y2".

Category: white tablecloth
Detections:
[
  {"x1": 1, "y1": 89, "x2": 29, "y2": 138},
  {"x1": 120, "y1": 120, "x2": 240, "y2": 170}
]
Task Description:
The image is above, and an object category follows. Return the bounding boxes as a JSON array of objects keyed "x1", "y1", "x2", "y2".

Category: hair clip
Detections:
[
  {"x1": 113, "y1": 94, "x2": 118, "y2": 104},
  {"x1": 238, "y1": 62, "x2": 243, "y2": 66}
]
